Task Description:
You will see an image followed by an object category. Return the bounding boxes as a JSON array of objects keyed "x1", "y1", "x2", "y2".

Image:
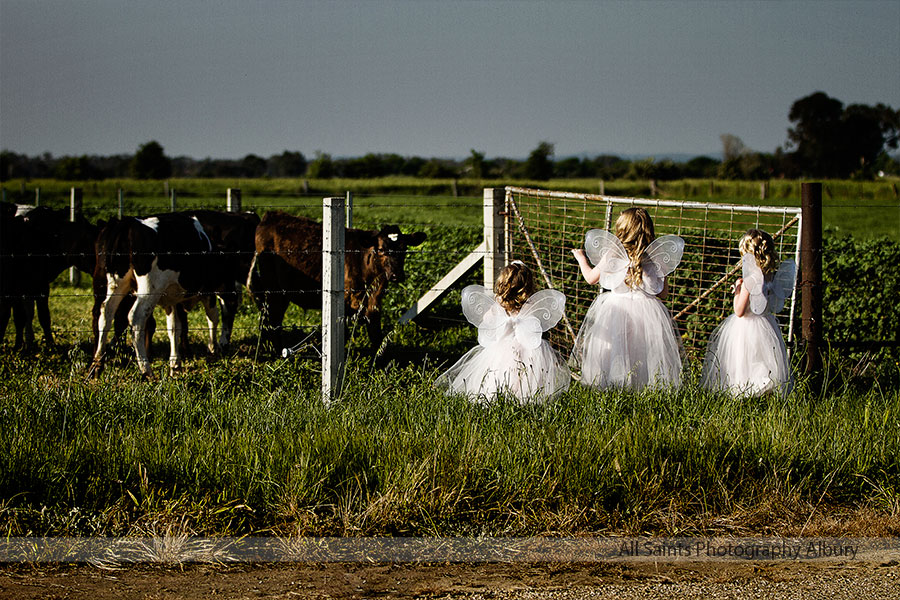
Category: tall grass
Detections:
[{"x1": 1, "y1": 350, "x2": 897, "y2": 538}]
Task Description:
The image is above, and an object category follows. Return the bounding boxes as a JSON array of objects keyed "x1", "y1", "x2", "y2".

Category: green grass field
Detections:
[{"x1": 1, "y1": 177, "x2": 898, "y2": 538}]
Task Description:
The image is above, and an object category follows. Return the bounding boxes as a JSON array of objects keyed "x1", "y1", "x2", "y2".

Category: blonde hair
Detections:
[
  {"x1": 615, "y1": 207, "x2": 656, "y2": 288},
  {"x1": 495, "y1": 262, "x2": 536, "y2": 313},
  {"x1": 739, "y1": 229, "x2": 779, "y2": 276}
]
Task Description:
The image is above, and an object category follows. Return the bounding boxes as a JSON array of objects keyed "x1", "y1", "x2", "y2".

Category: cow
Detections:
[
  {"x1": 90, "y1": 209, "x2": 260, "y2": 358},
  {"x1": 247, "y1": 211, "x2": 426, "y2": 354},
  {"x1": 89, "y1": 213, "x2": 222, "y2": 378},
  {"x1": 0, "y1": 204, "x2": 97, "y2": 349}
]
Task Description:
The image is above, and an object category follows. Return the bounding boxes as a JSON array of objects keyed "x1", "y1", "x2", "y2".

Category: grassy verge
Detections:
[{"x1": 1, "y1": 349, "x2": 898, "y2": 538}]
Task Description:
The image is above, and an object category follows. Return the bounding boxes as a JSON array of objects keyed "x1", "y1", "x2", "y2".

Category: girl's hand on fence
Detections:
[
  {"x1": 572, "y1": 248, "x2": 586, "y2": 263},
  {"x1": 732, "y1": 278, "x2": 743, "y2": 295}
]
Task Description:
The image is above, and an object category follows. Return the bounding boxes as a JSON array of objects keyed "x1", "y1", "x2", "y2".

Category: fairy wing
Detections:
[
  {"x1": 461, "y1": 285, "x2": 509, "y2": 348},
  {"x1": 584, "y1": 229, "x2": 629, "y2": 291},
  {"x1": 640, "y1": 235, "x2": 685, "y2": 295},
  {"x1": 513, "y1": 289, "x2": 566, "y2": 350},
  {"x1": 766, "y1": 259, "x2": 796, "y2": 314},
  {"x1": 741, "y1": 253, "x2": 768, "y2": 315}
]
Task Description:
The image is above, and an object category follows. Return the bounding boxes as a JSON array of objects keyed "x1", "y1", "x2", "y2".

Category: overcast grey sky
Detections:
[{"x1": 1, "y1": 0, "x2": 898, "y2": 161}]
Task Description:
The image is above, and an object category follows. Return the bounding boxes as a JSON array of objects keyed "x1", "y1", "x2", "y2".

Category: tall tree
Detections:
[
  {"x1": 525, "y1": 142, "x2": 554, "y2": 181},
  {"x1": 130, "y1": 141, "x2": 172, "y2": 179},
  {"x1": 786, "y1": 92, "x2": 899, "y2": 177}
]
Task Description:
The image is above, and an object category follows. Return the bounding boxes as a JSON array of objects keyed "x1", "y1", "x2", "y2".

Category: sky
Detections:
[{"x1": 1, "y1": 0, "x2": 898, "y2": 161}]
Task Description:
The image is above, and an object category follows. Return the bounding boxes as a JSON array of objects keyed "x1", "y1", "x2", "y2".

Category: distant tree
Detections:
[
  {"x1": 786, "y1": 91, "x2": 899, "y2": 178},
  {"x1": 554, "y1": 157, "x2": 586, "y2": 178},
  {"x1": 682, "y1": 156, "x2": 720, "y2": 178},
  {"x1": 465, "y1": 149, "x2": 485, "y2": 178},
  {"x1": 54, "y1": 155, "x2": 99, "y2": 180},
  {"x1": 589, "y1": 154, "x2": 630, "y2": 179},
  {"x1": 627, "y1": 158, "x2": 679, "y2": 181},
  {"x1": 525, "y1": 142, "x2": 554, "y2": 180},
  {"x1": 307, "y1": 152, "x2": 334, "y2": 179},
  {"x1": 269, "y1": 151, "x2": 307, "y2": 177},
  {"x1": 241, "y1": 154, "x2": 268, "y2": 178},
  {"x1": 401, "y1": 156, "x2": 426, "y2": 176},
  {"x1": 418, "y1": 158, "x2": 456, "y2": 178},
  {"x1": 130, "y1": 141, "x2": 172, "y2": 179}
]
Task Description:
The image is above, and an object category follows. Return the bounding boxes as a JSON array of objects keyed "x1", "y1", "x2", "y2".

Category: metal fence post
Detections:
[
  {"x1": 345, "y1": 191, "x2": 353, "y2": 228},
  {"x1": 483, "y1": 188, "x2": 506, "y2": 289},
  {"x1": 69, "y1": 187, "x2": 83, "y2": 285},
  {"x1": 322, "y1": 196, "x2": 346, "y2": 404},
  {"x1": 800, "y1": 182, "x2": 823, "y2": 382}
]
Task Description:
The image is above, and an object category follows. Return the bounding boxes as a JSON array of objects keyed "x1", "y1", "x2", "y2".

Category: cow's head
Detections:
[{"x1": 362, "y1": 225, "x2": 427, "y2": 283}]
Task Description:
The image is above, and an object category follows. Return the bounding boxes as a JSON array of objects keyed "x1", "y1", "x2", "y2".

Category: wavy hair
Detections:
[
  {"x1": 615, "y1": 207, "x2": 656, "y2": 288},
  {"x1": 494, "y1": 262, "x2": 536, "y2": 313},
  {"x1": 739, "y1": 229, "x2": 779, "y2": 277}
]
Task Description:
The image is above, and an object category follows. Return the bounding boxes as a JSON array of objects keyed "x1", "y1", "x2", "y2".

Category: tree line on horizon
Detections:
[{"x1": 2, "y1": 91, "x2": 898, "y2": 183}]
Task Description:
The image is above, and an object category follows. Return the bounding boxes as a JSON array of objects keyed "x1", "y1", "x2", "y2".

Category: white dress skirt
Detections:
[
  {"x1": 701, "y1": 311, "x2": 791, "y2": 396},
  {"x1": 435, "y1": 330, "x2": 572, "y2": 403},
  {"x1": 571, "y1": 289, "x2": 682, "y2": 390}
]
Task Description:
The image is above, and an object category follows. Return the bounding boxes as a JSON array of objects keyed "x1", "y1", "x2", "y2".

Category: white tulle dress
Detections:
[
  {"x1": 702, "y1": 254, "x2": 796, "y2": 396},
  {"x1": 435, "y1": 286, "x2": 571, "y2": 403},
  {"x1": 571, "y1": 230, "x2": 684, "y2": 390}
]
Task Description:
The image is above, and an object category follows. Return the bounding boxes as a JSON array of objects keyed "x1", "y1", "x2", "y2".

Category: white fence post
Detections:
[
  {"x1": 69, "y1": 187, "x2": 82, "y2": 285},
  {"x1": 345, "y1": 190, "x2": 353, "y2": 228},
  {"x1": 227, "y1": 188, "x2": 242, "y2": 212},
  {"x1": 483, "y1": 188, "x2": 506, "y2": 289},
  {"x1": 322, "y1": 196, "x2": 346, "y2": 404}
]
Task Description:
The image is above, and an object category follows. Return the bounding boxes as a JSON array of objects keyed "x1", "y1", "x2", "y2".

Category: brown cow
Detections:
[{"x1": 247, "y1": 211, "x2": 426, "y2": 354}]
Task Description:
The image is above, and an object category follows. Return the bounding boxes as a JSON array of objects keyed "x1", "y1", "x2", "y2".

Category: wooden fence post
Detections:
[
  {"x1": 35, "y1": 187, "x2": 41, "y2": 206},
  {"x1": 117, "y1": 189, "x2": 124, "y2": 219},
  {"x1": 800, "y1": 182, "x2": 823, "y2": 383},
  {"x1": 322, "y1": 196, "x2": 346, "y2": 404},
  {"x1": 170, "y1": 188, "x2": 177, "y2": 212},
  {"x1": 483, "y1": 188, "x2": 506, "y2": 289},
  {"x1": 69, "y1": 188, "x2": 83, "y2": 285},
  {"x1": 227, "y1": 188, "x2": 241, "y2": 212}
]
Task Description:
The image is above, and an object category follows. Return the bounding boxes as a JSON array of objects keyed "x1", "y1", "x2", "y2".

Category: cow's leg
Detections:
[
  {"x1": 365, "y1": 310, "x2": 384, "y2": 351},
  {"x1": 0, "y1": 298, "x2": 11, "y2": 346},
  {"x1": 200, "y1": 295, "x2": 220, "y2": 355},
  {"x1": 261, "y1": 294, "x2": 289, "y2": 355},
  {"x1": 165, "y1": 306, "x2": 184, "y2": 374},
  {"x1": 21, "y1": 300, "x2": 36, "y2": 350},
  {"x1": 218, "y1": 284, "x2": 240, "y2": 349},
  {"x1": 129, "y1": 275, "x2": 158, "y2": 379},
  {"x1": 90, "y1": 276, "x2": 130, "y2": 377},
  {"x1": 35, "y1": 285, "x2": 54, "y2": 346}
]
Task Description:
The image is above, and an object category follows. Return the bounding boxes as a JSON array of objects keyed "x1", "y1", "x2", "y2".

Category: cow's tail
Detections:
[{"x1": 246, "y1": 251, "x2": 261, "y2": 296}]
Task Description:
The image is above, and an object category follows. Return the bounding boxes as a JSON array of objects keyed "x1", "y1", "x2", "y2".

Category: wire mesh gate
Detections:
[{"x1": 504, "y1": 186, "x2": 803, "y2": 362}]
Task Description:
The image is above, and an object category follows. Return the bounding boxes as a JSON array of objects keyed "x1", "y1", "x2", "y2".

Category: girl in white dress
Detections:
[
  {"x1": 702, "y1": 229, "x2": 796, "y2": 396},
  {"x1": 435, "y1": 261, "x2": 571, "y2": 403},
  {"x1": 571, "y1": 207, "x2": 684, "y2": 390}
]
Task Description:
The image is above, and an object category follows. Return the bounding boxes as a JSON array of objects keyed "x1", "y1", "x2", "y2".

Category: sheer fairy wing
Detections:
[
  {"x1": 640, "y1": 235, "x2": 684, "y2": 295},
  {"x1": 584, "y1": 229, "x2": 629, "y2": 290},
  {"x1": 767, "y1": 259, "x2": 796, "y2": 314},
  {"x1": 511, "y1": 289, "x2": 565, "y2": 349},
  {"x1": 461, "y1": 285, "x2": 509, "y2": 348},
  {"x1": 741, "y1": 253, "x2": 768, "y2": 315},
  {"x1": 461, "y1": 285, "x2": 498, "y2": 327}
]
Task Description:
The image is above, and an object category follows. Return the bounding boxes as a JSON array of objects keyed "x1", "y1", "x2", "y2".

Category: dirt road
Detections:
[{"x1": 3, "y1": 559, "x2": 899, "y2": 600}]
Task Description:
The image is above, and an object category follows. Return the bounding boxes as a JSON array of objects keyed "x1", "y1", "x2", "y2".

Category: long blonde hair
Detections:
[
  {"x1": 739, "y1": 229, "x2": 778, "y2": 277},
  {"x1": 615, "y1": 207, "x2": 656, "y2": 288},
  {"x1": 495, "y1": 262, "x2": 536, "y2": 313}
]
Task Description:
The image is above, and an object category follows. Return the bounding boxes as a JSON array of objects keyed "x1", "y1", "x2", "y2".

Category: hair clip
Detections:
[{"x1": 511, "y1": 260, "x2": 525, "y2": 266}]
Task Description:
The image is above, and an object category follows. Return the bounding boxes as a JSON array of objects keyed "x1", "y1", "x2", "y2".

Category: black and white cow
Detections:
[
  {"x1": 90, "y1": 209, "x2": 260, "y2": 360},
  {"x1": 90, "y1": 213, "x2": 221, "y2": 378}
]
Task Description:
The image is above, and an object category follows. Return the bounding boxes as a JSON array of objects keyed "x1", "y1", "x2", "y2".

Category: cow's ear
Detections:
[{"x1": 403, "y1": 232, "x2": 427, "y2": 246}]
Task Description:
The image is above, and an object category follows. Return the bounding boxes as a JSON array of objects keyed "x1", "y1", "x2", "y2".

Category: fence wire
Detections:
[{"x1": 505, "y1": 187, "x2": 803, "y2": 361}]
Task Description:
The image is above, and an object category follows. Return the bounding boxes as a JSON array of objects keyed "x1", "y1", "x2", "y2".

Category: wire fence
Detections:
[
  {"x1": 1, "y1": 186, "x2": 896, "y2": 359},
  {"x1": 505, "y1": 187, "x2": 803, "y2": 361}
]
